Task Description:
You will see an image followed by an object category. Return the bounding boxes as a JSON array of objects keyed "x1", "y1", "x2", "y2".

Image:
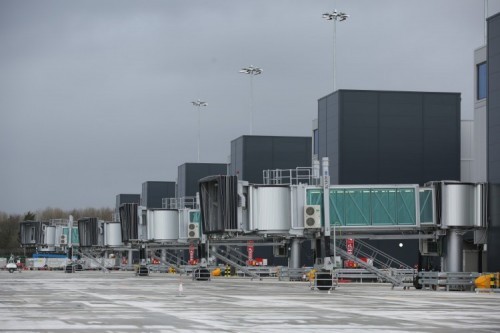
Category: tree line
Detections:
[{"x1": 0, "y1": 207, "x2": 114, "y2": 256}]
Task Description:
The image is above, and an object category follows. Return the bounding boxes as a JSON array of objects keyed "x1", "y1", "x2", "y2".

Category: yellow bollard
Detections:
[
  {"x1": 474, "y1": 274, "x2": 491, "y2": 289},
  {"x1": 212, "y1": 267, "x2": 221, "y2": 276}
]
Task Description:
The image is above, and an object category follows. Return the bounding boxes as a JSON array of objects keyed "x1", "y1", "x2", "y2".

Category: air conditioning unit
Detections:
[
  {"x1": 60, "y1": 234, "x2": 67, "y2": 245},
  {"x1": 420, "y1": 239, "x2": 439, "y2": 256},
  {"x1": 304, "y1": 205, "x2": 321, "y2": 228},
  {"x1": 188, "y1": 223, "x2": 200, "y2": 239}
]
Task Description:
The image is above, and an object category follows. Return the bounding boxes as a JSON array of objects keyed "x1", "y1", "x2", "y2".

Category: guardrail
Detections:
[
  {"x1": 278, "y1": 267, "x2": 310, "y2": 281},
  {"x1": 418, "y1": 271, "x2": 480, "y2": 291},
  {"x1": 235, "y1": 266, "x2": 278, "y2": 278}
]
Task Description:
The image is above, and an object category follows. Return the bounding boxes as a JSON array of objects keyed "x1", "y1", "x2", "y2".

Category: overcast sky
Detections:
[{"x1": 1, "y1": 0, "x2": 499, "y2": 214}]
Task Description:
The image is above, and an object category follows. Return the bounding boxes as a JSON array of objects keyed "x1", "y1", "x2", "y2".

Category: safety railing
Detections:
[
  {"x1": 162, "y1": 197, "x2": 197, "y2": 209},
  {"x1": 278, "y1": 267, "x2": 311, "y2": 281},
  {"x1": 418, "y1": 271, "x2": 480, "y2": 291},
  {"x1": 263, "y1": 167, "x2": 320, "y2": 185}
]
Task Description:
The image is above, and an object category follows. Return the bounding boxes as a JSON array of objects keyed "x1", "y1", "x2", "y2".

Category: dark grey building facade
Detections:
[
  {"x1": 318, "y1": 90, "x2": 461, "y2": 185},
  {"x1": 487, "y1": 13, "x2": 500, "y2": 271},
  {"x1": 141, "y1": 181, "x2": 176, "y2": 209},
  {"x1": 115, "y1": 194, "x2": 140, "y2": 212},
  {"x1": 317, "y1": 90, "x2": 461, "y2": 267},
  {"x1": 177, "y1": 163, "x2": 227, "y2": 198},
  {"x1": 229, "y1": 135, "x2": 312, "y2": 184}
]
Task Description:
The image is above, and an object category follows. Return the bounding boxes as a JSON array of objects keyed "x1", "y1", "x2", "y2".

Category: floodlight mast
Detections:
[
  {"x1": 191, "y1": 100, "x2": 207, "y2": 162},
  {"x1": 239, "y1": 65, "x2": 263, "y2": 135},
  {"x1": 322, "y1": 10, "x2": 349, "y2": 92}
]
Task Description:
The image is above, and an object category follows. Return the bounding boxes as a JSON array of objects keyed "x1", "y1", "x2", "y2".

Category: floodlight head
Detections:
[
  {"x1": 191, "y1": 100, "x2": 207, "y2": 107},
  {"x1": 323, "y1": 10, "x2": 349, "y2": 22},
  {"x1": 240, "y1": 65, "x2": 263, "y2": 76}
]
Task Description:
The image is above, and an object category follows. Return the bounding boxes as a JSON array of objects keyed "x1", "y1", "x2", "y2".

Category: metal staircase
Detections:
[
  {"x1": 212, "y1": 247, "x2": 261, "y2": 280},
  {"x1": 334, "y1": 247, "x2": 402, "y2": 287},
  {"x1": 334, "y1": 239, "x2": 416, "y2": 287},
  {"x1": 219, "y1": 245, "x2": 249, "y2": 267},
  {"x1": 76, "y1": 249, "x2": 109, "y2": 272},
  {"x1": 340, "y1": 238, "x2": 413, "y2": 270},
  {"x1": 151, "y1": 250, "x2": 185, "y2": 274}
]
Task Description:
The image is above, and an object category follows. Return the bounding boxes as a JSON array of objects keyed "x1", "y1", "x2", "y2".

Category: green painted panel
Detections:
[
  {"x1": 330, "y1": 189, "x2": 345, "y2": 226},
  {"x1": 344, "y1": 189, "x2": 371, "y2": 226},
  {"x1": 190, "y1": 211, "x2": 201, "y2": 223},
  {"x1": 397, "y1": 188, "x2": 416, "y2": 225},
  {"x1": 419, "y1": 190, "x2": 434, "y2": 224},
  {"x1": 306, "y1": 189, "x2": 323, "y2": 206},
  {"x1": 372, "y1": 189, "x2": 397, "y2": 225},
  {"x1": 63, "y1": 227, "x2": 80, "y2": 244}
]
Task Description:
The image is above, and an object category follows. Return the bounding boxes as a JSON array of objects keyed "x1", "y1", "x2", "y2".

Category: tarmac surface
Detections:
[{"x1": 1, "y1": 270, "x2": 499, "y2": 332}]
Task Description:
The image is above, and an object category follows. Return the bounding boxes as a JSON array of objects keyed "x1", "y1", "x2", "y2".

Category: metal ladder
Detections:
[{"x1": 212, "y1": 247, "x2": 261, "y2": 280}]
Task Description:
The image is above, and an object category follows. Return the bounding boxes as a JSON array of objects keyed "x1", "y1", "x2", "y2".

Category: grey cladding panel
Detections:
[
  {"x1": 272, "y1": 137, "x2": 311, "y2": 169},
  {"x1": 378, "y1": 93, "x2": 423, "y2": 183},
  {"x1": 229, "y1": 140, "x2": 236, "y2": 175},
  {"x1": 422, "y1": 94, "x2": 460, "y2": 182},
  {"x1": 487, "y1": 14, "x2": 500, "y2": 271},
  {"x1": 230, "y1": 137, "x2": 245, "y2": 178},
  {"x1": 340, "y1": 91, "x2": 379, "y2": 184},
  {"x1": 177, "y1": 164, "x2": 187, "y2": 198},
  {"x1": 487, "y1": 184, "x2": 500, "y2": 271},
  {"x1": 182, "y1": 163, "x2": 227, "y2": 197},
  {"x1": 243, "y1": 136, "x2": 273, "y2": 183},
  {"x1": 142, "y1": 182, "x2": 176, "y2": 209},
  {"x1": 322, "y1": 90, "x2": 461, "y2": 185}
]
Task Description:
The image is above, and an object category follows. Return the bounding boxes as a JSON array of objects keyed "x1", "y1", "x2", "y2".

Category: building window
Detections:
[
  {"x1": 313, "y1": 129, "x2": 319, "y2": 155},
  {"x1": 477, "y1": 62, "x2": 487, "y2": 100}
]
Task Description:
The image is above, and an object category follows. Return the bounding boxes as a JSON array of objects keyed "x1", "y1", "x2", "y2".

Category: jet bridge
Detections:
[{"x1": 199, "y1": 166, "x2": 488, "y2": 276}]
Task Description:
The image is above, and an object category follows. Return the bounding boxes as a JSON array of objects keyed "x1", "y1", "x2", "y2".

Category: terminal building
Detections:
[{"x1": 314, "y1": 89, "x2": 461, "y2": 267}]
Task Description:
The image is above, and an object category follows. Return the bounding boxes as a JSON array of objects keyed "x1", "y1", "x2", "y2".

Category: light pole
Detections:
[
  {"x1": 239, "y1": 65, "x2": 262, "y2": 135},
  {"x1": 191, "y1": 99, "x2": 207, "y2": 162},
  {"x1": 322, "y1": 10, "x2": 349, "y2": 92}
]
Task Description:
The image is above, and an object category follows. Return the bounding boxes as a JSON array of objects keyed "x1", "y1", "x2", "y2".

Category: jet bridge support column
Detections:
[
  {"x1": 445, "y1": 228, "x2": 463, "y2": 272},
  {"x1": 289, "y1": 238, "x2": 301, "y2": 269},
  {"x1": 161, "y1": 249, "x2": 167, "y2": 264}
]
